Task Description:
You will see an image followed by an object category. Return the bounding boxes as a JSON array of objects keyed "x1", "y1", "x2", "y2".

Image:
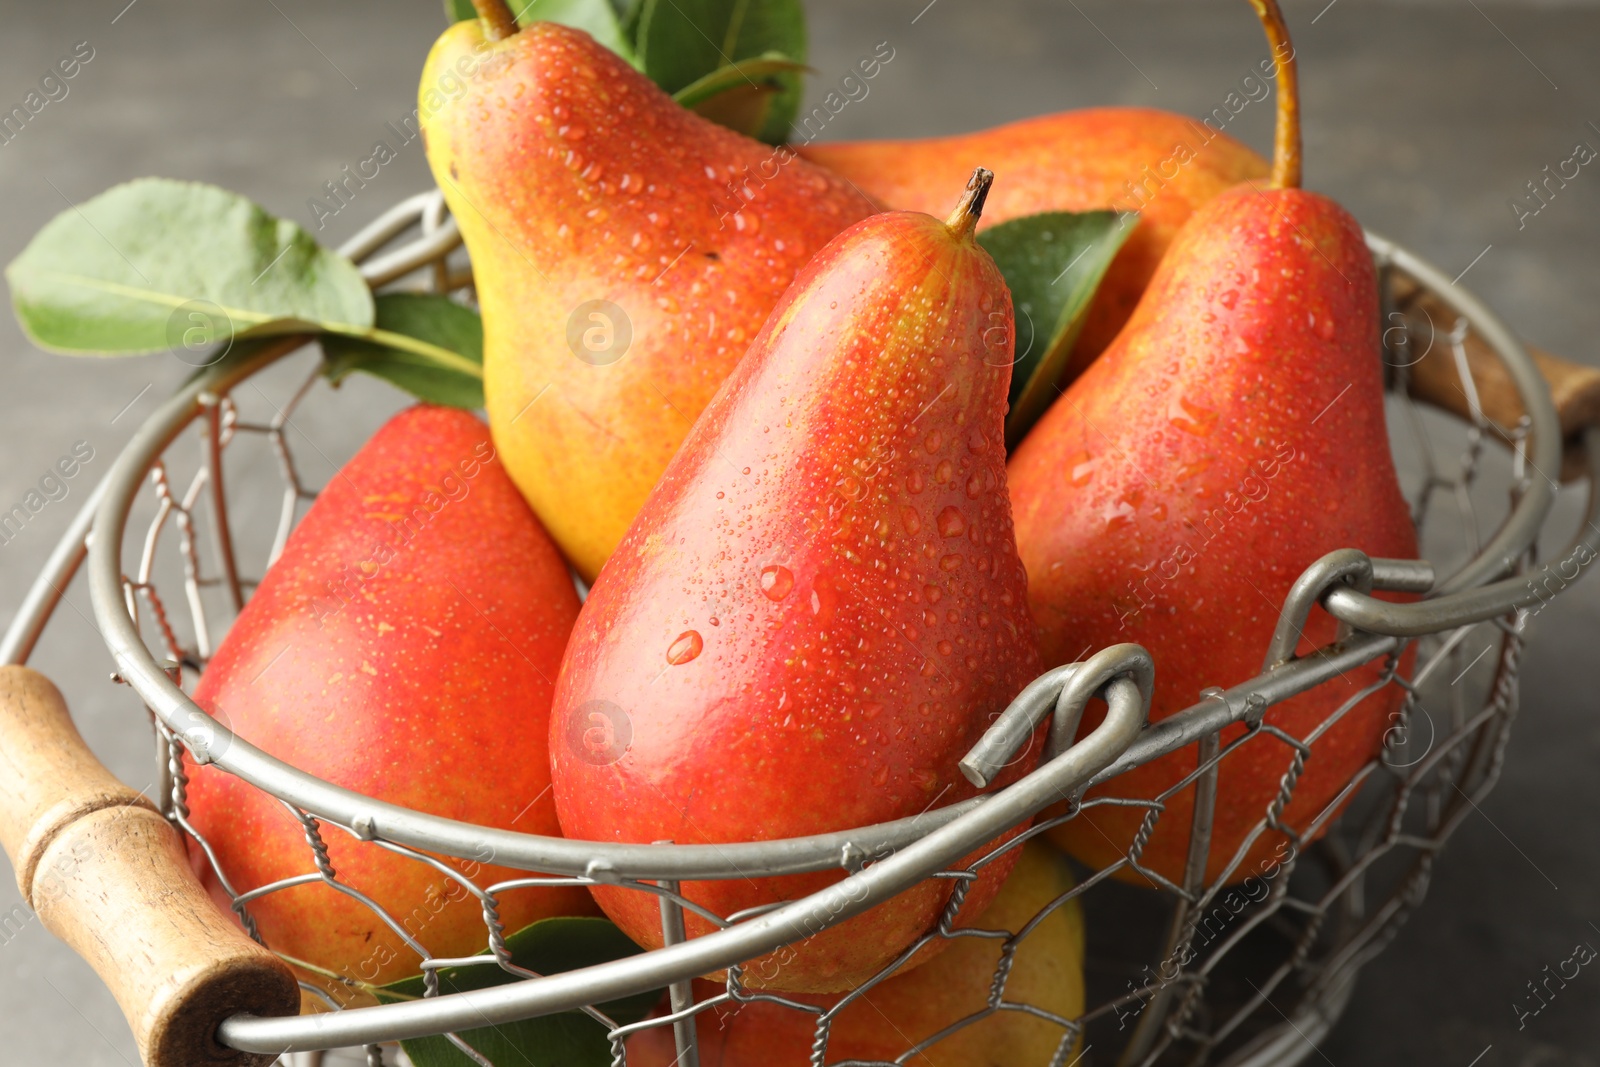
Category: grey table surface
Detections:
[{"x1": 1, "y1": 1, "x2": 1598, "y2": 1064}]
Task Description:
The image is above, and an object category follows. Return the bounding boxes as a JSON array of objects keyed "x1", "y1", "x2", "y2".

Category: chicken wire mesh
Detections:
[{"x1": 7, "y1": 188, "x2": 1594, "y2": 1067}]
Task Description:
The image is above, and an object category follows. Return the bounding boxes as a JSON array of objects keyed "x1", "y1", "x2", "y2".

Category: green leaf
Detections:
[
  {"x1": 444, "y1": 0, "x2": 478, "y2": 22},
  {"x1": 672, "y1": 53, "x2": 808, "y2": 108},
  {"x1": 979, "y1": 211, "x2": 1137, "y2": 449},
  {"x1": 513, "y1": 0, "x2": 638, "y2": 65},
  {"x1": 6, "y1": 178, "x2": 373, "y2": 357},
  {"x1": 323, "y1": 293, "x2": 485, "y2": 408},
  {"x1": 635, "y1": 0, "x2": 806, "y2": 144},
  {"x1": 376, "y1": 916, "x2": 660, "y2": 1067},
  {"x1": 398, "y1": 1012, "x2": 615, "y2": 1067},
  {"x1": 673, "y1": 53, "x2": 809, "y2": 139}
]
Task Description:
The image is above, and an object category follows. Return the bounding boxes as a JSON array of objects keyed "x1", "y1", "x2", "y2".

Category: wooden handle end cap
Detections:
[
  {"x1": 0, "y1": 666, "x2": 299, "y2": 1066},
  {"x1": 33, "y1": 806, "x2": 300, "y2": 1067}
]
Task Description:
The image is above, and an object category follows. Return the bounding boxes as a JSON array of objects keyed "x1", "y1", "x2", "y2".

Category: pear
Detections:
[
  {"x1": 1007, "y1": 0, "x2": 1415, "y2": 885},
  {"x1": 183, "y1": 406, "x2": 593, "y2": 989},
  {"x1": 801, "y1": 107, "x2": 1268, "y2": 381},
  {"x1": 627, "y1": 842, "x2": 1086, "y2": 1066},
  {"x1": 549, "y1": 171, "x2": 1042, "y2": 993},
  {"x1": 419, "y1": 6, "x2": 875, "y2": 580}
]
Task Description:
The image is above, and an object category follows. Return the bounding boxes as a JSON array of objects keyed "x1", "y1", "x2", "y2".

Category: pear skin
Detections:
[
  {"x1": 183, "y1": 407, "x2": 593, "y2": 988},
  {"x1": 420, "y1": 21, "x2": 876, "y2": 580},
  {"x1": 627, "y1": 842, "x2": 1086, "y2": 1067},
  {"x1": 801, "y1": 107, "x2": 1269, "y2": 380},
  {"x1": 1008, "y1": 181, "x2": 1416, "y2": 885},
  {"x1": 549, "y1": 175, "x2": 1043, "y2": 993}
]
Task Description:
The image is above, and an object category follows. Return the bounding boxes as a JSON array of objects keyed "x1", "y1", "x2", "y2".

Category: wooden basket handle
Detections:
[
  {"x1": 1393, "y1": 279, "x2": 1600, "y2": 482},
  {"x1": 0, "y1": 665, "x2": 298, "y2": 1067}
]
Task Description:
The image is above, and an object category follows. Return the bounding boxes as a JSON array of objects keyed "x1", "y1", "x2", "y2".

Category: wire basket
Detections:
[{"x1": 4, "y1": 187, "x2": 1597, "y2": 1067}]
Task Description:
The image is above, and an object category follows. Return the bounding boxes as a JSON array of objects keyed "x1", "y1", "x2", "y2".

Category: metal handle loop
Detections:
[
  {"x1": 1046, "y1": 643, "x2": 1156, "y2": 761},
  {"x1": 1261, "y1": 549, "x2": 1375, "y2": 672},
  {"x1": 958, "y1": 644, "x2": 1154, "y2": 788},
  {"x1": 957, "y1": 664, "x2": 1078, "y2": 789}
]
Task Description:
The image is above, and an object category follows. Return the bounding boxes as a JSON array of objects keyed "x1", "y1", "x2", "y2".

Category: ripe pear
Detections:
[
  {"x1": 419, "y1": 10, "x2": 875, "y2": 580},
  {"x1": 627, "y1": 842, "x2": 1086, "y2": 1066},
  {"x1": 1006, "y1": 1, "x2": 1415, "y2": 885},
  {"x1": 549, "y1": 172, "x2": 1042, "y2": 993},
  {"x1": 183, "y1": 406, "x2": 593, "y2": 988},
  {"x1": 801, "y1": 107, "x2": 1268, "y2": 380}
]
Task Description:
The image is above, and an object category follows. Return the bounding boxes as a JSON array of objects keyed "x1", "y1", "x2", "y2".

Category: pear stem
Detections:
[
  {"x1": 1248, "y1": 0, "x2": 1302, "y2": 190},
  {"x1": 472, "y1": 0, "x2": 520, "y2": 41},
  {"x1": 945, "y1": 167, "x2": 994, "y2": 240}
]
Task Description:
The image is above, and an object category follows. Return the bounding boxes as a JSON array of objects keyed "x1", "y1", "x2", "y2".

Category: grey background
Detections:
[{"x1": 1, "y1": 0, "x2": 1598, "y2": 1063}]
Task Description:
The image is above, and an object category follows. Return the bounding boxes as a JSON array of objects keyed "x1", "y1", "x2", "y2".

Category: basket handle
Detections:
[
  {"x1": 0, "y1": 665, "x2": 298, "y2": 1067},
  {"x1": 1396, "y1": 281, "x2": 1600, "y2": 481}
]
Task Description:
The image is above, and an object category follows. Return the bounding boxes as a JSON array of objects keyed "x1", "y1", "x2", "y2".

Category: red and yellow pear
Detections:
[
  {"x1": 184, "y1": 406, "x2": 592, "y2": 988},
  {"x1": 420, "y1": 2, "x2": 876, "y2": 580},
  {"x1": 1007, "y1": 0, "x2": 1415, "y2": 884},
  {"x1": 550, "y1": 171, "x2": 1042, "y2": 993}
]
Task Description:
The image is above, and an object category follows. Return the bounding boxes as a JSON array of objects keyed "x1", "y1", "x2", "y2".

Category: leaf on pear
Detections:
[
  {"x1": 6, "y1": 178, "x2": 373, "y2": 357},
  {"x1": 673, "y1": 53, "x2": 809, "y2": 139},
  {"x1": 513, "y1": 0, "x2": 639, "y2": 66},
  {"x1": 672, "y1": 53, "x2": 809, "y2": 108},
  {"x1": 979, "y1": 210, "x2": 1137, "y2": 449},
  {"x1": 376, "y1": 916, "x2": 661, "y2": 1067},
  {"x1": 443, "y1": 0, "x2": 478, "y2": 22},
  {"x1": 323, "y1": 293, "x2": 485, "y2": 409},
  {"x1": 635, "y1": 0, "x2": 806, "y2": 144}
]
